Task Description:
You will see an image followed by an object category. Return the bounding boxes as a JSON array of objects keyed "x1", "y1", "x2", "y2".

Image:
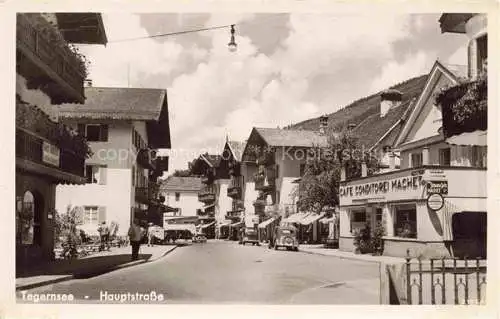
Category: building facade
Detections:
[
  {"x1": 339, "y1": 56, "x2": 487, "y2": 258},
  {"x1": 16, "y1": 13, "x2": 107, "y2": 266},
  {"x1": 161, "y1": 176, "x2": 204, "y2": 217},
  {"x1": 55, "y1": 87, "x2": 171, "y2": 236}
]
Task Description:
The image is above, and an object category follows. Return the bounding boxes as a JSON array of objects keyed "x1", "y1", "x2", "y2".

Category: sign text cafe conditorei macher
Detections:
[{"x1": 339, "y1": 175, "x2": 424, "y2": 198}]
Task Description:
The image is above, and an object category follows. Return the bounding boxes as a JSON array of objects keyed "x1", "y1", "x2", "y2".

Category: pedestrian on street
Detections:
[
  {"x1": 147, "y1": 223, "x2": 154, "y2": 247},
  {"x1": 98, "y1": 221, "x2": 110, "y2": 251},
  {"x1": 128, "y1": 218, "x2": 142, "y2": 261}
]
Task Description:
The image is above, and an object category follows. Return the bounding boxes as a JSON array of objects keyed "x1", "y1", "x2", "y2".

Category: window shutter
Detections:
[
  {"x1": 100, "y1": 125, "x2": 109, "y2": 142},
  {"x1": 78, "y1": 124, "x2": 86, "y2": 136},
  {"x1": 98, "y1": 206, "x2": 107, "y2": 223},
  {"x1": 99, "y1": 166, "x2": 107, "y2": 185}
]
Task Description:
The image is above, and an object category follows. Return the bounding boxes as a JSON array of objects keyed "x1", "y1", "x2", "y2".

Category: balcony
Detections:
[
  {"x1": 227, "y1": 176, "x2": 243, "y2": 198},
  {"x1": 135, "y1": 186, "x2": 150, "y2": 204},
  {"x1": 435, "y1": 74, "x2": 487, "y2": 145},
  {"x1": 198, "y1": 186, "x2": 216, "y2": 203},
  {"x1": 226, "y1": 210, "x2": 243, "y2": 220},
  {"x1": 16, "y1": 13, "x2": 88, "y2": 104},
  {"x1": 137, "y1": 148, "x2": 157, "y2": 170},
  {"x1": 16, "y1": 98, "x2": 89, "y2": 184}
]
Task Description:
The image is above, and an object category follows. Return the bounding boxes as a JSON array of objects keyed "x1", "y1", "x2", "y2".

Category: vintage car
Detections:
[
  {"x1": 273, "y1": 226, "x2": 299, "y2": 251},
  {"x1": 192, "y1": 233, "x2": 207, "y2": 243},
  {"x1": 240, "y1": 227, "x2": 260, "y2": 246}
]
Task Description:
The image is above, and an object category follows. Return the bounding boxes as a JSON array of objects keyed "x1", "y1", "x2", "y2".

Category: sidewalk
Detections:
[
  {"x1": 292, "y1": 244, "x2": 406, "y2": 265},
  {"x1": 16, "y1": 244, "x2": 178, "y2": 291}
]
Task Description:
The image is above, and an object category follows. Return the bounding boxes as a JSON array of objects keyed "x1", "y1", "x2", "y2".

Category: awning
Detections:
[
  {"x1": 203, "y1": 203, "x2": 215, "y2": 210},
  {"x1": 281, "y1": 212, "x2": 309, "y2": 224},
  {"x1": 441, "y1": 200, "x2": 462, "y2": 241},
  {"x1": 300, "y1": 212, "x2": 326, "y2": 225},
  {"x1": 164, "y1": 224, "x2": 196, "y2": 234},
  {"x1": 218, "y1": 220, "x2": 232, "y2": 228},
  {"x1": 200, "y1": 221, "x2": 215, "y2": 229},
  {"x1": 446, "y1": 131, "x2": 487, "y2": 146},
  {"x1": 320, "y1": 215, "x2": 337, "y2": 224},
  {"x1": 229, "y1": 221, "x2": 244, "y2": 228},
  {"x1": 258, "y1": 217, "x2": 276, "y2": 229}
]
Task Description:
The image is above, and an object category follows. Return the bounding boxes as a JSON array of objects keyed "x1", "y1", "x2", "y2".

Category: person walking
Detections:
[
  {"x1": 97, "y1": 221, "x2": 110, "y2": 251},
  {"x1": 147, "y1": 223, "x2": 154, "y2": 247},
  {"x1": 128, "y1": 218, "x2": 142, "y2": 261}
]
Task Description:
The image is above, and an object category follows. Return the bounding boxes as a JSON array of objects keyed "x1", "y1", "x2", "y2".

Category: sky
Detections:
[{"x1": 77, "y1": 13, "x2": 469, "y2": 173}]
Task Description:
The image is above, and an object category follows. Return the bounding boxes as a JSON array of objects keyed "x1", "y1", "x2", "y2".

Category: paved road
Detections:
[{"x1": 19, "y1": 240, "x2": 381, "y2": 304}]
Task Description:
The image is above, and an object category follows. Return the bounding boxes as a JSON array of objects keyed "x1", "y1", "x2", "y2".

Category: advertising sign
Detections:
[
  {"x1": 427, "y1": 193, "x2": 444, "y2": 211},
  {"x1": 427, "y1": 181, "x2": 448, "y2": 195}
]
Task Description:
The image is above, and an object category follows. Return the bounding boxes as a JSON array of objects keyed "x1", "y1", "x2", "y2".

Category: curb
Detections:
[
  {"x1": 16, "y1": 245, "x2": 179, "y2": 291},
  {"x1": 299, "y1": 249, "x2": 405, "y2": 265}
]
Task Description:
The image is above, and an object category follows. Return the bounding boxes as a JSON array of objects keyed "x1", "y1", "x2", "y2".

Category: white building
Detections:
[
  {"x1": 55, "y1": 87, "x2": 171, "y2": 236},
  {"x1": 160, "y1": 176, "x2": 204, "y2": 217}
]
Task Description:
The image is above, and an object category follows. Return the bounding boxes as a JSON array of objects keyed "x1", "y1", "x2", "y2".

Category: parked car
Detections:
[
  {"x1": 241, "y1": 227, "x2": 260, "y2": 246},
  {"x1": 193, "y1": 233, "x2": 207, "y2": 243},
  {"x1": 273, "y1": 226, "x2": 299, "y2": 251}
]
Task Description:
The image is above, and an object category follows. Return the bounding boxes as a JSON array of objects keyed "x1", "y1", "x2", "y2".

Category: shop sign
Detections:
[
  {"x1": 427, "y1": 180, "x2": 448, "y2": 195},
  {"x1": 42, "y1": 142, "x2": 60, "y2": 167},
  {"x1": 427, "y1": 193, "x2": 444, "y2": 211},
  {"x1": 340, "y1": 174, "x2": 423, "y2": 198}
]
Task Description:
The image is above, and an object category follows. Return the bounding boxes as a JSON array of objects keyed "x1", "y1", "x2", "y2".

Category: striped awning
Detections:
[
  {"x1": 282, "y1": 212, "x2": 308, "y2": 223},
  {"x1": 300, "y1": 212, "x2": 325, "y2": 225},
  {"x1": 200, "y1": 221, "x2": 215, "y2": 229}
]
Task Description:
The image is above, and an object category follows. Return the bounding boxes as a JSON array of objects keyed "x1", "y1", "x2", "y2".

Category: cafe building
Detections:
[{"x1": 339, "y1": 60, "x2": 487, "y2": 258}]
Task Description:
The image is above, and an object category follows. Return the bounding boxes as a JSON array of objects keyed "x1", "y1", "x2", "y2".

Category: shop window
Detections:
[
  {"x1": 393, "y1": 204, "x2": 417, "y2": 238},
  {"x1": 85, "y1": 124, "x2": 108, "y2": 142},
  {"x1": 83, "y1": 206, "x2": 99, "y2": 225},
  {"x1": 439, "y1": 148, "x2": 451, "y2": 166},
  {"x1": 411, "y1": 153, "x2": 423, "y2": 168},
  {"x1": 175, "y1": 192, "x2": 180, "y2": 202},
  {"x1": 350, "y1": 209, "x2": 366, "y2": 234},
  {"x1": 85, "y1": 165, "x2": 107, "y2": 185}
]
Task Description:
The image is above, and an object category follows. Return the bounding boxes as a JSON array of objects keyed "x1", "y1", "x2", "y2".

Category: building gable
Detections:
[{"x1": 395, "y1": 61, "x2": 461, "y2": 147}]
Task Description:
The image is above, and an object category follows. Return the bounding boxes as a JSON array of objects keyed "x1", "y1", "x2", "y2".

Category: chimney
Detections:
[
  {"x1": 84, "y1": 79, "x2": 93, "y2": 87},
  {"x1": 318, "y1": 115, "x2": 329, "y2": 135},
  {"x1": 380, "y1": 89, "x2": 403, "y2": 117}
]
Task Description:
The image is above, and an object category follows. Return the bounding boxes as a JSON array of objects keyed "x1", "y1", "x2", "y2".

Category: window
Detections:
[
  {"x1": 352, "y1": 211, "x2": 366, "y2": 223},
  {"x1": 175, "y1": 192, "x2": 180, "y2": 202},
  {"x1": 85, "y1": 124, "x2": 108, "y2": 142},
  {"x1": 132, "y1": 129, "x2": 146, "y2": 150},
  {"x1": 375, "y1": 208, "x2": 383, "y2": 223},
  {"x1": 476, "y1": 34, "x2": 487, "y2": 74},
  {"x1": 393, "y1": 204, "x2": 417, "y2": 238},
  {"x1": 472, "y1": 146, "x2": 487, "y2": 168},
  {"x1": 300, "y1": 163, "x2": 306, "y2": 176},
  {"x1": 85, "y1": 165, "x2": 107, "y2": 184},
  {"x1": 83, "y1": 206, "x2": 99, "y2": 225},
  {"x1": 411, "y1": 152, "x2": 423, "y2": 168},
  {"x1": 439, "y1": 148, "x2": 451, "y2": 166},
  {"x1": 132, "y1": 166, "x2": 136, "y2": 186}
]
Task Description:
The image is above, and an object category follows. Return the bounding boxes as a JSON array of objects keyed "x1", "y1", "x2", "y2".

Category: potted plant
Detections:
[
  {"x1": 371, "y1": 222, "x2": 385, "y2": 256},
  {"x1": 353, "y1": 224, "x2": 373, "y2": 254}
]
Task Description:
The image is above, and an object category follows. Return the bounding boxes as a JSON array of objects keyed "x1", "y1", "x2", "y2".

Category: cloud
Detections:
[
  {"x1": 369, "y1": 51, "x2": 431, "y2": 94},
  {"x1": 81, "y1": 13, "x2": 442, "y2": 172}
]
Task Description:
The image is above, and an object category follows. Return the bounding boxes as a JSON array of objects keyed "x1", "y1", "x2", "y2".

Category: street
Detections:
[{"x1": 19, "y1": 240, "x2": 380, "y2": 304}]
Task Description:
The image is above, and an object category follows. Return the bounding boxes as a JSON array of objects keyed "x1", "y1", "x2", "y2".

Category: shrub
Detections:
[
  {"x1": 371, "y1": 222, "x2": 385, "y2": 256},
  {"x1": 353, "y1": 224, "x2": 373, "y2": 254}
]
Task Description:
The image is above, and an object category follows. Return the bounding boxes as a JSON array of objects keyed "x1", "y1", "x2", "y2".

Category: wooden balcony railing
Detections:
[
  {"x1": 227, "y1": 176, "x2": 243, "y2": 198},
  {"x1": 16, "y1": 13, "x2": 87, "y2": 104},
  {"x1": 198, "y1": 185, "x2": 216, "y2": 203}
]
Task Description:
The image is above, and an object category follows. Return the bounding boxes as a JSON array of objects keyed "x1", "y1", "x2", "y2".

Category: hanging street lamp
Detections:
[{"x1": 228, "y1": 24, "x2": 237, "y2": 52}]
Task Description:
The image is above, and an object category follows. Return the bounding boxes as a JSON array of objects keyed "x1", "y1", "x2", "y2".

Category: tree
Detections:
[{"x1": 295, "y1": 126, "x2": 379, "y2": 214}]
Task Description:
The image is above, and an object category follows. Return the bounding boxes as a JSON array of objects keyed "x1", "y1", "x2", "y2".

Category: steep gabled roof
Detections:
[
  {"x1": 227, "y1": 141, "x2": 246, "y2": 162},
  {"x1": 254, "y1": 127, "x2": 328, "y2": 148},
  {"x1": 58, "y1": 87, "x2": 167, "y2": 121},
  {"x1": 161, "y1": 176, "x2": 203, "y2": 192},
  {"x1": 201, "y1": 154, "x2": 222, "y2": 167},
  {"x1": 351, "y1": 99, "x2": 415, "y2": 150}
]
